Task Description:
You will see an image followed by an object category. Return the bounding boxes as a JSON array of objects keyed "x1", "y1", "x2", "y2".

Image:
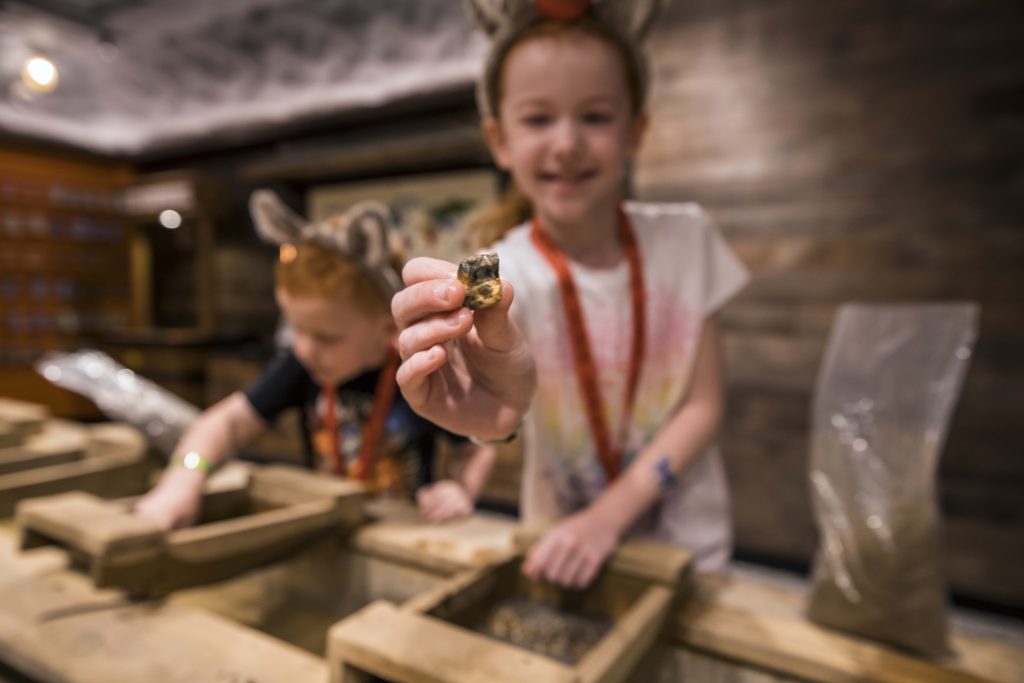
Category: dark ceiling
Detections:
[{"x1": 0, "y1": 0, "x2": 485, "y2": 156}]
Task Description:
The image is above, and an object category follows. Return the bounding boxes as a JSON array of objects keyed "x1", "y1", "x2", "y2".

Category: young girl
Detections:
[
  {"x1": 135, "y1": 192, "x2": 491, "y2": 530},
  {"x1": 392, "y1": 0, "x2": 749, "y2": 585}
]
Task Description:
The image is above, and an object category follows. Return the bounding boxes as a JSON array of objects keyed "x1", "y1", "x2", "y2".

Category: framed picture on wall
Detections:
[{"x1": 308, "y1": 169, "x2": 498, "y2": 263}]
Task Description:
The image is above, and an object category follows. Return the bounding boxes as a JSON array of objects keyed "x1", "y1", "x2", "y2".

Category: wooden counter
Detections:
[{"x1": 0, "y1": 505, "x2": 1021, "y2": 683}]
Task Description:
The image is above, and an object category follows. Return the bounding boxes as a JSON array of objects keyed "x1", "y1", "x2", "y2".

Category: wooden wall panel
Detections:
[{"x1": 636, "y1": 0, "x2": 1024, "y2": 608}]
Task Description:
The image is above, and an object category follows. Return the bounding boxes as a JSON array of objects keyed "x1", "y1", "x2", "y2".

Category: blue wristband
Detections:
[{"x1": 653, "y1": 456, "x2": 678, "y2": 490}]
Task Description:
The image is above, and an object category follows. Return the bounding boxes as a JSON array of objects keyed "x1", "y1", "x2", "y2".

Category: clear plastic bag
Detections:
[
  {"x1": 806, "y1": 303, "x2": 978, "y2": 658},
  {"x1": 35, "y1": 350, "x2": 199, "y2": 456}
]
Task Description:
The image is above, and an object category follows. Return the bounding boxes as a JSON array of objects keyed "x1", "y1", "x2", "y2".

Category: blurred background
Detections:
[{"x1": 0, "y1": 0, "x2": 1021, "y2": 619}]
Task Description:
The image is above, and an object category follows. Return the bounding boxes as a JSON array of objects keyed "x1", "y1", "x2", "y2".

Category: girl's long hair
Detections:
[{"x1": 468, "y1": 181, "x2": 534, "y2": 250}]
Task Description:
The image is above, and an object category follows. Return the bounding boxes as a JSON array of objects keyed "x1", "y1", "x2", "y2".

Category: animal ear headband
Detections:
[
  {"x1": 249, "y1": 190, "x2": 403, "y2": 299},
  {"x1": 464, "y1": 0, "x2": 668, "y2": 117}
]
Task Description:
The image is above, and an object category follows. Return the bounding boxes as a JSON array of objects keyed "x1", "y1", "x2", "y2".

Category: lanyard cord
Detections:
[
  {"x1": 321, "y1": 345, "x2": 400, "y2": 480},
  {"x1": 529, "y1": 206, "x2": 646, "y2": 481}
]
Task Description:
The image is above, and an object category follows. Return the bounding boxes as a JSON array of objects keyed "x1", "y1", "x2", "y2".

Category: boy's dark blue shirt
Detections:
[{"x1": 244, "y1": 349, "x2": 466, "y2": 497}]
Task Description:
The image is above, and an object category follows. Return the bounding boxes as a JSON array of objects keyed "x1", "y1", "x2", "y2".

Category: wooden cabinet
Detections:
[{"x1": 0, "y1": 148, "x2": 134, "y2": 420}]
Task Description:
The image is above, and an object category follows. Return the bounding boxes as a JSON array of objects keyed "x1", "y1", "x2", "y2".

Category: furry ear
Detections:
[
  {"x1": 594, "y1": 0, "x2": 667, "y2": 42},
  {"x1": 463, "y1": 0, "x2": 507, "y2": 35},
  {"x1": 314, "y1": 200, "x2": 404, "y2": 295},
  {"x1": 249, "y1": 190, "x2": 308, "y2": 245},
  {"x1": 464, "y1": 0, "x2": 537, "y2": 37},
  {"x1": 337, "y1": 201, "x2": 392, "y2": 267}
]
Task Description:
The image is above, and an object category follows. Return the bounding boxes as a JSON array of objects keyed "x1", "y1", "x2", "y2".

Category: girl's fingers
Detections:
[
  {"x1": 572, "y1": 557, "x2": 598, "y2": 589},
  {"x1": 397, "y1": 309, "x2": 473, "y2": 361},
  {"x1": 396, "y1": 345, "x2": 448, "y2": 408},
  {"x1": 525, "y1": 535, "x2": 568, "y2": 584},
  {"x1": 522, "y1": 539, "x2": 548, "y2": 580},
  {"x1": 401, "y1": 257, "x2": 458, "y2": 285},
  {"x1": 392, "y1": 279, "x2": 466, "y2": 330},
  {"x1": 545, "y1": 541, "x2": 579, "y2": 585},
  {"x1": 470, "y1": 280, "x2": 524, "y2": 354}
]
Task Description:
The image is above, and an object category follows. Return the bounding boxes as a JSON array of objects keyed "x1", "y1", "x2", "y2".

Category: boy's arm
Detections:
[
  {"x1": 523, "y1": 317, "x2": 726, "y2": 587},
  {"x1": 417, "y1": 441, "x2": 497, "y2": 523},
  {"x1": 134, "y1": 391, "x2": 267, "y2": 530},
  {"x1": 448, "y1": 440, "x2": 497, "y2": 501}
]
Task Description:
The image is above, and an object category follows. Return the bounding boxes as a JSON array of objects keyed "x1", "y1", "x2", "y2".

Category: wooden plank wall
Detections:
[{"x1": 636, "y1": 0, "x2": 1024, "y2": 609}]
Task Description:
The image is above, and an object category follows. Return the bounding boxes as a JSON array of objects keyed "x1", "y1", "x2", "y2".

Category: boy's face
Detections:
[
  {"x1": 484, "y1": 29, "x2": 646, "y2": 231},
  {"x1": 275, "y1": 288, "x2": 394, "y2": 387}
]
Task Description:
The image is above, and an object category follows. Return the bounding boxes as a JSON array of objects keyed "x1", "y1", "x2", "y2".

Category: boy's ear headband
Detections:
[
  {"x1": 465, "y1": 0, "x2": 668, "y2": 116},
  {"x1": 249, "y1": 190, "x2": 403, "y2": 299}
]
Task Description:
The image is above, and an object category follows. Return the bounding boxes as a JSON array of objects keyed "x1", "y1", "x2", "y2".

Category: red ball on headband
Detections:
[{"x1": 533, "y1": 0, "x2": 591, "y2": 21}]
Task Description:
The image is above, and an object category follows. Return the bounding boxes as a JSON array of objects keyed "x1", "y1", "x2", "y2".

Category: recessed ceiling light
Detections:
[
  {"x1": 22, "y1": 56, "x2": 58, "y2": 93},
  {"x1": 159, "y1": 209, "x2": 182, "y2": 229}
]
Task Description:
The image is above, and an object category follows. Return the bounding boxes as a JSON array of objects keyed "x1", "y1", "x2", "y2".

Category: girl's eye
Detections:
[{"x1": 582, "y1": 111, "x2": 614, "y2": 124}]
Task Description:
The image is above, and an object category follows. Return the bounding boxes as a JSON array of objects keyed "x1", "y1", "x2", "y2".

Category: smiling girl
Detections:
[{"x1": 392, "y1": 0, "x2": 750, "y2": 586}]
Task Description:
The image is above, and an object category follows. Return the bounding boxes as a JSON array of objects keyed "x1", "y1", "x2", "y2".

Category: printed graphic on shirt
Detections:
[
  {"x1": 530, "y1": 272, "x2": 701, "y2": 512},
  {"x1": 495, "y1": 202, "x2": 749, "y2": 567},
  {"x1": 309, "y1": 390, "x2": 425, "y2": 498}
]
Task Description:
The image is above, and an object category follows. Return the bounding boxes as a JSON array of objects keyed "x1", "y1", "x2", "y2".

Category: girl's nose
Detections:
[{"x1": 551, "y1": 118, "x2": 583, "y2": 157}]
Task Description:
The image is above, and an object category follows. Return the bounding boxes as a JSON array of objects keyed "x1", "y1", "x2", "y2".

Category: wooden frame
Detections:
[
  {"x1": 0, "y1": 398, "x2": 47, "y2": 440},
  {"x1": 0, "y1": 420, "x2": 86, "y2": 476},
  {"x1": 0, "y1": 417, "x2": 151, "y2": 518},
  {"x1": 16, "y1": 465, "x2": 368, "y2": 597},
  {"x1": 327, "y1": 537, "x2": 691, "y2": 683}
]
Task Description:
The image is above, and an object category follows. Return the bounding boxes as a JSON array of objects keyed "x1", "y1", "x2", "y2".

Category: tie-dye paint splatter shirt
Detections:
[{"x1": 493, "y1": 202, "x2": 749, "y2": 570}]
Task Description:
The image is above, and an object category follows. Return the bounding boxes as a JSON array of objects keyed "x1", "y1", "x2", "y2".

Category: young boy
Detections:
[{"x1": 135, "y1": 192, "x2": 492, "y2": 531}]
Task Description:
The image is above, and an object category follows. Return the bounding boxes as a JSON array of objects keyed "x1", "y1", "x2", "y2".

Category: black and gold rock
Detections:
[{"x1": 457, "y1": 253, "x2": 502, "y2": 310}]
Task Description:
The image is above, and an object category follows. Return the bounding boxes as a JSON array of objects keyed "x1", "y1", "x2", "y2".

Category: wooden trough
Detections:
[
  {"x1": 0, "y1": 398, "x2": 151, "y2": 518},
  {"x1": 0, "y1": 398, "x2": 47, "y2": 440},
  {"x1": 328, "y1": 536, "x2": 691, "y2": 683},
  {"x1": 16, "y1": 465, "x2": 369, "y2": 596},
  {"x1": 0, "y1": 501, "x2": 1020, "y2": 683}
]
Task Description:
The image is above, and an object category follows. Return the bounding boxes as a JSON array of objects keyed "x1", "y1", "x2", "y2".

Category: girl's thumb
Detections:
[{"x1": 471, "y1": 279, "x2": 521, "y2": 353}]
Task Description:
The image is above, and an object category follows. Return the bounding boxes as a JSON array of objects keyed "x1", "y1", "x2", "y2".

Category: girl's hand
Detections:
[
  {"x1": 133, "y1": 468, "x2": 205, "y2": 531},
  {"x1": 521, "y1": 510, "x2": 619, "y2": 589},
  {"x1": 392, "y1": 257, "x2": 536, "y2": 440},
  {"x1": 416, "y1": 480, "x2": 474, "y2": 523}
]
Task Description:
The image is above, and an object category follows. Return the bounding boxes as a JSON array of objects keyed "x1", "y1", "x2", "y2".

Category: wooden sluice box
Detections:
[
  {"x1": 328, "y1": 533, "x2": 691, "y2": 683},
  {"x1": 0, "y1": 398, "x2": 151, "y2": 517},
  {"x1": 16, "y1": 465, "x2": 368, "y2": 596}
]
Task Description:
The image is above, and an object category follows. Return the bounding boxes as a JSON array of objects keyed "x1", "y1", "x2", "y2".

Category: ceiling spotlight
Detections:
[
  {"x1": 159, "y1": 209, "x2": 182, "y2": 229},
  {"x1": 21, "y1": 56, "x2": 58, "y2": 93}
]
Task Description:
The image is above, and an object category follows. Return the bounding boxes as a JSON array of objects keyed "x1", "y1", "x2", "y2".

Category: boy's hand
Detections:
[
  {"x1": 416, "y1": 480, "x2": 475, "y2": 523},
  {"x1": 392, "y1": 257, "x2": 536, "y2": 440},
  {"x1": 521, "y1": 510, "x2": 618, "y2": 589},
  {"x1": 133, "y1": 468, "x2": 205, "y2": 531}
]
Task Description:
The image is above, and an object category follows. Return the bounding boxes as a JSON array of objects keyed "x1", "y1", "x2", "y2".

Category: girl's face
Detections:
[
  {"x1": 485, "y1": 29, "x2": 646, "y2": 230},
  {"x1": 275, "y1": 288, "x2": 394, "y2": 387}
]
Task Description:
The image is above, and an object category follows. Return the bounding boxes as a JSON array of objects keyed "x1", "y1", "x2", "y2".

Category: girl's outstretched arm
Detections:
[
  {"x1": 393, "y1": 256, "x2": 537, "y2": 440},
  {"x1": 522, "y1": 317, "x2": 726, "y2": 588}
]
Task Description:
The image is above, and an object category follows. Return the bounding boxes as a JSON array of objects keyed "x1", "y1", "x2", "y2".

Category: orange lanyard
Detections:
[
  {"x1": 530, "y1": 206, "x2": 646, "y2": 482},
  {"x1": 321, "y1": 346, "x2": 401, "y2": 480}
]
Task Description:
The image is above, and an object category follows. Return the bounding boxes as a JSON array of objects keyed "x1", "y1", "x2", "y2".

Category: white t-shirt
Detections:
[{"x1": 493, "y1": 201, "x2": 750, "y2": 571}]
